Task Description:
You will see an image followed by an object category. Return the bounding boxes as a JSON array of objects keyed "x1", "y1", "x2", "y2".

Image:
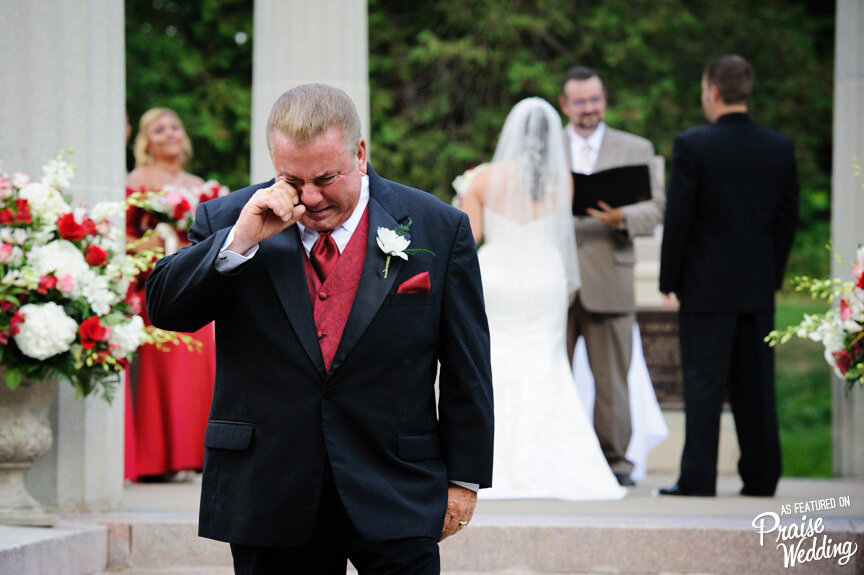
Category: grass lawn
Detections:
[{"x1": 774, "y1": 294, "x2": 832, "y2": 477}]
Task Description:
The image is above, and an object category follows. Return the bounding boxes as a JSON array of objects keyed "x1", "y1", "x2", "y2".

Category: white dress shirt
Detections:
[
  {"x1": 213, "y1": 175, "x2": 478, "y2": 492},
  {"x1": 567, "y1": 122, "x2": 605, "y2": 174}
]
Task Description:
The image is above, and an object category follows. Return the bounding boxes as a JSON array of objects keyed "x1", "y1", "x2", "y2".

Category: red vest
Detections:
[{"x1": 302, "y1": 208, "x2": 369, "y2": 372}]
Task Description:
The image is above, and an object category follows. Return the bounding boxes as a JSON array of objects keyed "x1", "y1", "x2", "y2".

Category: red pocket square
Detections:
[{"x1": 397, "y1": 272, "x2": 431, "y2": 294}]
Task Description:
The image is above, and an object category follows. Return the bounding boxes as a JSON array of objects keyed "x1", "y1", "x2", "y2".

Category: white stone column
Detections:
[
  {"x1": 831, "y1": 0, "x2": 864, "y2": 477},
  {"x1": 0, "y1": 1, "x2": 126, "y2": 509},
  {"x1": 250, "y1": 0, "x2": 370, "y2": 182}
]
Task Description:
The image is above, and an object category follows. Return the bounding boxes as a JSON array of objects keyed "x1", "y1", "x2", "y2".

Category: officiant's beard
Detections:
[{"x1": 576, "y1": 112, "x2": 602, "y2": 131}]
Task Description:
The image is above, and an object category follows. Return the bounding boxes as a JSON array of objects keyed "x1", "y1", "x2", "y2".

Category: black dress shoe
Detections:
[
  {"x1": 740, "y1": 486, "x2": 775, "y2": 497},
  {"x1": 657, "y1": 483, "x2": 715, "y2": 497},
  {"x1": 614, "y1": 473, "x2": 636, "y2": 487}
]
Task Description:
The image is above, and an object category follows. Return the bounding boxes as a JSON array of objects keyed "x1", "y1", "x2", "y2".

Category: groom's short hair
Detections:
[
  {"x1": 704, "y1": 55, "x2": 753, "y2": 104},
  {"x1": 266, "y1": 83, "x2": 362, "y2": 155}
]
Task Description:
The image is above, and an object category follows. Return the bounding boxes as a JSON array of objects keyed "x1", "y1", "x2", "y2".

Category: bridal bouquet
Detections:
[
  {"x1": 126, "y1": 180, "x2": 229, "y2": 232},
  {"x1": 451, "y1": 163, "x2": 488, "y2": 207},
  {"x1": 766, "y1": 245, "x2": 864, "y2": 388},
  {"x1": 0, "y1": 154, "x2": 187, "y2": 401}
]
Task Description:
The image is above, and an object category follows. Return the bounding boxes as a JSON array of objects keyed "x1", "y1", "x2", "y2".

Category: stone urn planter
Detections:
[{"x1": 0, "y1": 378, "x2": 58, "y2": 527}]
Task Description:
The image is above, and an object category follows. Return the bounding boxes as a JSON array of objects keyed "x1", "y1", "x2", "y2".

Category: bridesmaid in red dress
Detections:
[{"x1": 125, "y1": 107, "x2": 216, "y2": 481}]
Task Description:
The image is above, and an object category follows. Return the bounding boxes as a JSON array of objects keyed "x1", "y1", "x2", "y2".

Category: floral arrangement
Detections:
[
  {"x1": 126, "y1": 180, "x2": 229, "y2": 232},
  {"x1": 766, "y1": 245, "x2": 864, "y2": 388},
  {"x1": 0, "y1": 153, "x2": 187, "y2": 401},
  {"x1": 451, "y1": 163, "x2": 488, "y2": 207}
]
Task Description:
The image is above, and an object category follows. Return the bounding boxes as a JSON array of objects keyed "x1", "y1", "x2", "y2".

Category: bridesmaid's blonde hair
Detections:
[{"x1": 133, "y1": 107, "x2": 194, "y2": 168}]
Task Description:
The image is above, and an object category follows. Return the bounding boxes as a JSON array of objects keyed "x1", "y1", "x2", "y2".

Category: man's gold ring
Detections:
[{"x1": 265, "y1": 188, "x2": 272, "y2": 196}]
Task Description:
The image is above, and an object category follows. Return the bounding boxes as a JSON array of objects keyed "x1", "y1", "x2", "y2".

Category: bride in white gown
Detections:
[{"x1": 461, "y1": 98, "x2": 624, "y2": 500}]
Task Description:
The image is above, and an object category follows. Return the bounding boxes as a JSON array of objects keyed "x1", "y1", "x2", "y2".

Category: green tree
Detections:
[
  {"x1": 125, "y1": 0, "x2": 252, "y2": 191},
  {"x1": 126, "y1": 0, "x2": 834, "y2": 276},
  {"x1": 368, "y1": 0, "x2": 834, "y2": 277}
]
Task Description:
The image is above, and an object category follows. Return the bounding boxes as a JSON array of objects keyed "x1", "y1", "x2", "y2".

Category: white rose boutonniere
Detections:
[{"x1": 376, "y1": 218, "x2": 435, "y2": 278}]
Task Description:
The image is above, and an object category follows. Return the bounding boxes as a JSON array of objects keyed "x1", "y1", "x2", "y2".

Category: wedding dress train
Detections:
[{"x1": 478, "y1": 209, "x2": 625, "y2": 501}]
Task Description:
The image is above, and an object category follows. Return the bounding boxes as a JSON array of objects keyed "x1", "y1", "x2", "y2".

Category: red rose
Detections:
[
  {"x1": 198, "y1": 193, "x2": 211, "y2": 204},
  {"x1": 79, "y1": 316, "x2": 109, "y2": 350},
  {"x1": 57, "y1": 213, "x2": 89, "y2": 241},
  {"x1": 82, "y1": 218, "x2": 97, "y2": 237},
  {"x1": 0, "y1": 300, "x2": 13, "y2": 312},
  {"x1": 834, "y1": 350, "x2": 854, "y2": 375},
  {"x1": 9, "y1": 311, "x2": 24, "y2": 337},
  {"x1": 172, "y1": 198, "x2": 191, "y2": 221},
  {"x1": 857, "y1": 271, "x2": 864, "y2": 291},
  {"x1": 15, "y1": 199, "x2": 31, "y2": 224},
  {"x1": 37, "y1": 275, "x2": 58, "y2": 295},
  {"x1": 0, "y1": 209, "x2": 13, "y2": 224},
  {"x1": 85, "y1": 245, "x2": 109, "y2": 267}
]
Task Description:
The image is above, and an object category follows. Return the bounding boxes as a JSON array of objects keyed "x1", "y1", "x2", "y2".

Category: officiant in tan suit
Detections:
[{"x1": 560, "y1": 66, "x2": 664, "y2": 487}]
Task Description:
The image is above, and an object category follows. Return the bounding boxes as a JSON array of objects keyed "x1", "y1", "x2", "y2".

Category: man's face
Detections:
[
  {"x1": 270, "y1": 127, "x2": 367, "y2": 232},
  {"x1": 560, "y1": 77, "x2": 607, "y2": 132}
]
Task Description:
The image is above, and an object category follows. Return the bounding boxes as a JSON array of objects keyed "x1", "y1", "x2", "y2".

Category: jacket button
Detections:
[
  {"x1": 323, "y1": 388, "x2": 333, "y2": 399},
  {"x1": 318, "y1": 292, "x2": 328, "y2": 300}
]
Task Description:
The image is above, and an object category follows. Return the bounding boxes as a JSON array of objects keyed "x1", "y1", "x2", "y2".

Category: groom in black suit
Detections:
[
  {"x1": 659, "y1": 55, "x2": 799, "y2": 497},
  {"x1": 146, "y1": 84, "x2": 493, "y2": 573}
]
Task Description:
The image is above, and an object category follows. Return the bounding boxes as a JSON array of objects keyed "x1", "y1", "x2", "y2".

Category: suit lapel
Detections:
[
  {"x1": 260, "y1": 227, "x2": 326, "y2": 379},
  {"x1": 594, "y1": 128, "x2": 618, "y2": 172},
  {"x1": 326, "y1": 167, "x2": 409, "y2": 378}
]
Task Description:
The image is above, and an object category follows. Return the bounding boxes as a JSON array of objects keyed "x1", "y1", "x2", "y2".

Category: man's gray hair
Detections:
[{"x1": 266, "y1": 83, "x2": 362, "y2": 154}]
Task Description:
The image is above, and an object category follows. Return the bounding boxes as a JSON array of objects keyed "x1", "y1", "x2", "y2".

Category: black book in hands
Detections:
[{"x1": 571, "y1": 164, "x2": 652, "y2": 217}]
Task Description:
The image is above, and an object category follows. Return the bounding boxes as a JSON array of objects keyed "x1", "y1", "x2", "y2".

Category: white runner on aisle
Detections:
[{"x1": 572, "y1": 322, "x2": 669, "y2": 481}]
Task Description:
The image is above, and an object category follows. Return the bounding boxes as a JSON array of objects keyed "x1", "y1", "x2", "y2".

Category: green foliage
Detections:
[
  {"x1": 126, "y1": 1, "x2": 834, "y2": 278},
  {"x1": 775, "y1": 297, "x2": 832, "y2": 477},
  {"x1": 368, "y1": 0, "x2": 834, "y2": 280},
  {"x1": 125, "y1": 0, "x2": 252, "y2": 191}
]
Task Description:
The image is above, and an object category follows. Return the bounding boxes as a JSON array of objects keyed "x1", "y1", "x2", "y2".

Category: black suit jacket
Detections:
[
  {"x1": 659, "y1": 113, "x2": 799, "y2": 312},
  {"x1": 145, "y1": 165, "x2": 493, "y2": 547}
]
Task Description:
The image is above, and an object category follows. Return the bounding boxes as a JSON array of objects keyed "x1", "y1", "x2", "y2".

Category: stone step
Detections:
[
  {"x1": 103, "y1": 570, "x2": 599, "y2": 575},
  {"x1": 90, "y1": 513, "x2": 864, "y2": 575},
  {"x1": 0, "y1": 522, "x2": 106, "y2": 575}
]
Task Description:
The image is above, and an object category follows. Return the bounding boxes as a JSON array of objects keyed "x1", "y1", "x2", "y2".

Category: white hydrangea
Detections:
[
  {"x1": 14, "y1": 302, "x2": 78, "y2": 360},
  {"x1": 18, "y1": 182, "x2": 71, "y2": 222},
  {"x1": 0, "y1": 227, "x2": 30, "y2": 245},
  {"x1": 6, "y1": 246, "x2": 24, "y2": 267},
  {"x1": 108, "y1": 315, "x2": 145, "y2": 358},
  {"x1": 77, "y1": 269, "x2": 116, "y2": 316},
  {"x1": 90, "y1": 201, "x2": 125, "y2": 223},
  {"x1": 28, "y1": 240, "x2": 89, "y2": 279},
  {"x1": 41, "y1": 157, "x2": 75, "y2": 189}
]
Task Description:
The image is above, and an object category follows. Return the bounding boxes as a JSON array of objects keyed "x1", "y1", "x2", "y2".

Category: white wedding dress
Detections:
[{"x1": 478, "y1": 209, "x2": 625, "y2": 501}]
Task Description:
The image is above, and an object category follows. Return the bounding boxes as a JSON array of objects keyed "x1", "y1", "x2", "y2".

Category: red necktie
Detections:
[{"x1": 310, "y1": 230, "x2": 338, "y2": 283}]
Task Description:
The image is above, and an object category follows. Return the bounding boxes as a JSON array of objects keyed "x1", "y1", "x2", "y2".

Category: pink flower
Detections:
[
  {"x1": 57, "y1": 274, "x2": 75, "y2": 294},
  {"x1": 164, "y1": 191, "x2": 185, "y2": 207},
  {"x1": 840, "y1": 299, "x2": 853, "y2": 322},
  {"x1": 0, "y1": 243, "x2": 13, "y2": 263},
  {"x1": 0, "y1": 178, "x2": 11, "y2": 199}
]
